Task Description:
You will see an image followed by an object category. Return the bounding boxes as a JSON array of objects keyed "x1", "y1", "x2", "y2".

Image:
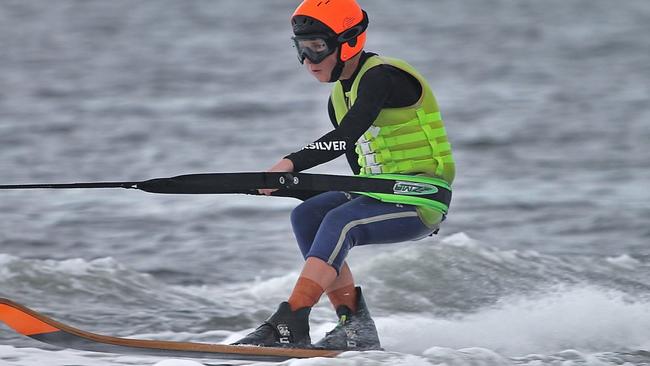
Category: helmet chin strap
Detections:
[
  {"x1": 328, "y1": 61, "x2": 345, "y2": 83},
  {"x1": 327, "y1": 48, "x2": 346, "y2": 82}
]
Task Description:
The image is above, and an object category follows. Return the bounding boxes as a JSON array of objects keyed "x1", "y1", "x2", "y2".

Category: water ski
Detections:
[{"x1": 0, "y1": 298, "x2": 340, "y2": 362}]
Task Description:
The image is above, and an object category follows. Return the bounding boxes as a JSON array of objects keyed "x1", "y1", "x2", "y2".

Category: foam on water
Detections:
[
  {"x1": 112, "y1": 283, "x2": 650, "y2": 363},
  {"x1": 4, "y1": 231, "x2": 650, "y2": 332},
  {"x1": 4, "y1": 240, "x2": 650, "y2": 365},
  {"x1": 377, "y1": 286, "x2": 650, "y2": 357},
  {"x1": 152, "y1": 361, "x2": 205, "y2": 366},
  {"x1": 0, "y1": 345, "x2": 167, "y2": 366}
]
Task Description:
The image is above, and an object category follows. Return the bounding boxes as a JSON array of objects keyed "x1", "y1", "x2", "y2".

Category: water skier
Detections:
[{"x1": 235, "y1": 0, "x2": 455, "y2": 350}]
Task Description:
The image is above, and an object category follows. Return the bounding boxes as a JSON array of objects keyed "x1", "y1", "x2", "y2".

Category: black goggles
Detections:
[{"x1": 292, "y1": 34, "x2": 338, "y2": 64}]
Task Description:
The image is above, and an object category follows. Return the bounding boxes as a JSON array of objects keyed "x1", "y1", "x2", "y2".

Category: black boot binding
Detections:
[
  {"x1": 233, "y1": 302, "x2": 311, "y2": 348},
  {"x1": 315, "y1": 287, "x2": 382, "y2": 350}
]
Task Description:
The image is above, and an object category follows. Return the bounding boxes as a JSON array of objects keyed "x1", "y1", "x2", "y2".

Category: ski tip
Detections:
[{"x1": 0, "y1": 298, "x2": 60, "y2": 336}]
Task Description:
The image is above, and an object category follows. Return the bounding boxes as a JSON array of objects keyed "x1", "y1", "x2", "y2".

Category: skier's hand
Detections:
[{"x1": 259, "y1": 158, "x2": 294, "y2": 196}]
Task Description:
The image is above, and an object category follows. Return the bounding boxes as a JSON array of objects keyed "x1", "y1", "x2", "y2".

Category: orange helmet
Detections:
[{"x1": 291, "y1": 0, "x2": 369, "y2": 63}]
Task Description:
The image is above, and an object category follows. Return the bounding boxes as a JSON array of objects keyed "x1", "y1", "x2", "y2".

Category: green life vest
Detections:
[{"x1": 331, "y1": 55, "x2": 455, "y2": 222}]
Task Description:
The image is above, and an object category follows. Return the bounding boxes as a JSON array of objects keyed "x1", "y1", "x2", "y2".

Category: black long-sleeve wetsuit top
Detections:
[{"x1": 285, "y1": 52, "x2": 422, "y2": 174}]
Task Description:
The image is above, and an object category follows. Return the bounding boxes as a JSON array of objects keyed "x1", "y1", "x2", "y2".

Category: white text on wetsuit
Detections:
[{"x1": 303, "y1": 141, "x2": 347, "y2": 151}]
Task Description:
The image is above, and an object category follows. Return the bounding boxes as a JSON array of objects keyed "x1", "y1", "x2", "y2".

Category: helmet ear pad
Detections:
[
  {"x1": 336, "y1": 9, "x2": 369, "y2": 62},
  {"x1": 339, "y1": 31, "x2": 366, "y2": 62}
]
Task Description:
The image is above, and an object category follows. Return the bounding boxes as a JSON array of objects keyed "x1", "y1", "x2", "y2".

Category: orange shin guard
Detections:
[
  {"x1": 326, "y1": 284, "x2": 358, "y2": 313},
  {"x1": 288, "y1": 277, "x2": 325, "y2": 311}
]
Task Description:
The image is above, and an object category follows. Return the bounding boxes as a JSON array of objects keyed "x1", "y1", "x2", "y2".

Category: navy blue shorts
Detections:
[{"x1": 290, "y1": 191, "x2": 436, "y2": 273}]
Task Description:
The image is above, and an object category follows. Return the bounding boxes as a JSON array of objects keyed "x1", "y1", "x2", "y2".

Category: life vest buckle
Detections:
[
  {"x1": 358, "y1": 141, "x2": 373, "y2": 155},
  {"x1": 364, "y1": 153, "x2": 378, "y2": 166}
]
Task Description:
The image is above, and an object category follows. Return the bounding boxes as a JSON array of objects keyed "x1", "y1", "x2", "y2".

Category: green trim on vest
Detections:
[{"x1": 331, "y1": 56, "x2": 455, "y2": 221}]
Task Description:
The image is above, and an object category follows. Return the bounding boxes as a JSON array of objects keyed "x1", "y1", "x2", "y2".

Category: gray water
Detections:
[{"x1": 1, "y1": 1, "x2": 649, "y2": 365}]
